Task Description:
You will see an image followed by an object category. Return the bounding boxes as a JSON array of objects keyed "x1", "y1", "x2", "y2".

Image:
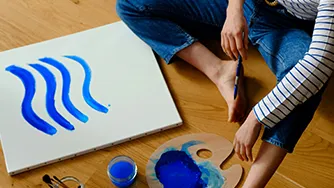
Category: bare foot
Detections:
[{"x1": 213, "y1": 60, "x2": 247, "y2": 122}]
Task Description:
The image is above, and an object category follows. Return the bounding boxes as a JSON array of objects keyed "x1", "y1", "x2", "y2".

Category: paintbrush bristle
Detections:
[{"x1": 43, "y1": 174, "x2": 52, "y2": 184}]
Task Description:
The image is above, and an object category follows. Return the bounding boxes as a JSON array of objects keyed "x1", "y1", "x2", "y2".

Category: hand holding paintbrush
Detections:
[{"x1": 233, "y1": 31, "x2": 246, "y2": 100}]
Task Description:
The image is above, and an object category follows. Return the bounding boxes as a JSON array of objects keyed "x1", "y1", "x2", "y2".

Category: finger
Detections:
[
  {"x1": 244, "y1": 26, "x2": 249, "y2": 50},
  {"x1": 224, "y1": 35, "x2": 233, "y2": 60},
  {"x1": 236, "y1": 32, "x2": 247, "y2": 60},
  {"x1": 235, "y1": 143, "x2": 244, "y2": 161},
  {"x1": 221, "y1": 33, "x2": 226, "y2": 53},
  {"x1": 246, "y1": 145, "x2": 253, "y2": 162},
  {"x1": 240, "y1": 144, "x2": 248, "y2": 162},
  {"x1": 228, "y1": 35, "x2": 238, "y2": 60}
]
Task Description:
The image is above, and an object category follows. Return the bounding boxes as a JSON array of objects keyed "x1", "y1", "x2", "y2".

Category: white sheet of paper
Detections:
[{"x1": 0, "y1": 21, "x2": 182, "y2": 175}]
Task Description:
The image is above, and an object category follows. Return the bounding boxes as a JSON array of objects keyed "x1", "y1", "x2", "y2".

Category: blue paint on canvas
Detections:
[
  {"x1": 39, "y1": 57, "x2": 88, "y2": 123},
  {"x1": 5, "y1": 65, "x2": 57, "y2": 135},
  {"x1": 64, "y1": 55, "x2": 109, "y2": 113},
  {"x1": 153, "y1": 140, "x2": 224, "y2": 188},
  {"x1": 6, "y1": 55, "x2": 109, "y2": 135},
  {"x1": 29, "y1": 63, "x2": 75, "y2": 131}
]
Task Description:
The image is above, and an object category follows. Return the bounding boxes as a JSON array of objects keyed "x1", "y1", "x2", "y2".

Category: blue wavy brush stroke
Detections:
[
  {"x1": 39, "y1": 57, "x2": 88, "y2": 123},
  {"x1": 64, "y1": 55, "x2": 108, "y2": 113},
  {"x1": 5, "y1": 65, "x2": 57, "y2": 135},
  {"x1": 29, "y1": 64, "x2": 75, "y2": 131}
]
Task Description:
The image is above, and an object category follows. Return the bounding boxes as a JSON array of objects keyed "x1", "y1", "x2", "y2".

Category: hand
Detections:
[
  {"x1": 233, "y1": 110, "x2": 262, "y2": 162},
  {"x1": 221, "y1": 6, "x2": 249, "y2": 61}
]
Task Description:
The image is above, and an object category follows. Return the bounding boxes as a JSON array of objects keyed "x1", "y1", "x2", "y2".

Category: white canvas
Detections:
[{"x1": 0, "y1": 21, "x2": 182, "y2": 175}]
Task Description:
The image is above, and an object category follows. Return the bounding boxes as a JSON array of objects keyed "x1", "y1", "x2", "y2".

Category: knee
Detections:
[
  {"x1": 116, "y1": 0, "x2": 130, "y2": 20},
  {"x1": 116, "y1": 0, "x2": 137, "y2": 21},
  {"x1": 116, "y1": 0, "x2": 147, "y2": 20},
  {"x1": 278, "y1": 36, "x2": 312, "y2": 80}
]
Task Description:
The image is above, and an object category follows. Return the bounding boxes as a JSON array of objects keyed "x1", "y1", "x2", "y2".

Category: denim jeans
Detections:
[{"x1": 116, "y1": 0, "x2": 326, "y2": 152}]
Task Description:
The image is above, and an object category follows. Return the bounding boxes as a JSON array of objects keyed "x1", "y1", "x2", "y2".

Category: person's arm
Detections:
[
  {"x1": 254, "y1": 0, "x2": 334, "y2": 128},
  {"x1": 233, "y1": 0, "x2": 334, "y2": 162}
]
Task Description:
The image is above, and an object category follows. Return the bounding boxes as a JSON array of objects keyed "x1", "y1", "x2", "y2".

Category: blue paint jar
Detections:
[{"x1": 107, "y1": 155, "x2": 138, "y2": 187}]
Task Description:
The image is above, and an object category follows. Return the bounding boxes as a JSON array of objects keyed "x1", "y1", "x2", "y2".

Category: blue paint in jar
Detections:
[{"x1": 107, "y1": 156, "x2": 137, "y2": 187}]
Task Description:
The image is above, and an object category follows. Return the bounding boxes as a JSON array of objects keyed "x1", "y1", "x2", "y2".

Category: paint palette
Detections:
[{"x1": 146, "y1": 133, "x2": 242, "y2": 188}]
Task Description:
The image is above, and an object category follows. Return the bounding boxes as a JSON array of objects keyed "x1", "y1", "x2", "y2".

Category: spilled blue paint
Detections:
[
  {"x1": 64, "y1": 55, "x2": 108, "y2": 113},
  {"x1": 153, "y1": 140, "x2": 224, "y2": 188},
  {"x1": 5, "y1": 65, "x2": 57, "y2": 135},
  {"x1": 29, "y1": 64, "x2": 75, "y2": 131},
  {"x1": 39, "y1": 57, "x2": 88, "y2": 123}
]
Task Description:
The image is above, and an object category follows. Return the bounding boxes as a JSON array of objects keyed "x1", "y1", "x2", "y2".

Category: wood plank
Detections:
[
  {"x1": 267, "y1": 172, "x2": 304, "y2": 188},
  {"x1": 307, "y1": 79, "x2": 334, "y2": 144},
  {"x1": 275, "y1": 131, "x2": 334, "y2": 188}
]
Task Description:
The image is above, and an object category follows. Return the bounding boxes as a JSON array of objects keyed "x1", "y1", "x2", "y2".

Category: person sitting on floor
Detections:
[{"x1": 116, "y1": 0, "x2": 333, "y2": 187}]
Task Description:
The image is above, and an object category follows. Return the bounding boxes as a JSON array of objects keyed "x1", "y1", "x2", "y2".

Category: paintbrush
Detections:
[
  {"x1": 233, "y1": 54, "x2": 242, "y2": 100},
  {"x1": 53, "y1": 175, "x2": 70, "y2": 188},
  {"x1": 42, "y1": 174, "x2": 55, "y2": 188}
]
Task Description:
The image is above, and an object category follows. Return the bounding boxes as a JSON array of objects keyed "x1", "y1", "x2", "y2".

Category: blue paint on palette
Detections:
[
  {"x1": 153, "y1": 141, "x2": 224, "y2": 188},
  {"x1": 181, "y1": 140, "x2": 203, "y2": 155},
  {"x1": 64, "y1": 55, "x2": 109, "y2": 113},
  {"x1": 39, "y1": 57, "x2": 89, "y2": 123},
  {"x1": 29, "y1": 64, "x2": 75, "y2": 131},
  {"x1": 5, "y1": 65, "x2": 57, "y2": 135},
  {"x1": 6, "y1": 55, "x2": 109, "y2": 136},
  {"x1": 155, "y1": 150, "x2": 207, "y2": 188},
  {"x1": 198, "y1": 161, "x2": 225, "y2": 187}
]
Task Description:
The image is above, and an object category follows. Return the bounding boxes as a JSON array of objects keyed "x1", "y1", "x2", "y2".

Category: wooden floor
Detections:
[{"x1": 0, "y1": 0, "x2": 333, "y2": 187}]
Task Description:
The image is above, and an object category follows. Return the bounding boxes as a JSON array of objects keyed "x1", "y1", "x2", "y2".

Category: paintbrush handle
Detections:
[
  {"x1": 53, "y1": 176, "x2": 69, "y2": 188},
  {"x1": 233, "y1": 55, "x2": 242, "y2": 100},
  {"x1": 233, "y1": 84, "x2": 238, "y2": 99}
]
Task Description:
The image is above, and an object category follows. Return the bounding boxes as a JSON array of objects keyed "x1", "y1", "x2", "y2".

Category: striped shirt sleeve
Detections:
[{"x1": 253, "y1": 0, "x2": 334, "y2": 128}]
